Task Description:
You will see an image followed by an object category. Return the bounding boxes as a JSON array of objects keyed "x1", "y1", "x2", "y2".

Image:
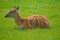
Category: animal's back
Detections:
[{"x1": 22, "y1": 15, "x2": 49, "y2": 29}]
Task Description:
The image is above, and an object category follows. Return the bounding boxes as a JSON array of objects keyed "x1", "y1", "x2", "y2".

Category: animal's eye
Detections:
[{"x1": 9, "y1": 11, "x2": 12, "y2": 13}]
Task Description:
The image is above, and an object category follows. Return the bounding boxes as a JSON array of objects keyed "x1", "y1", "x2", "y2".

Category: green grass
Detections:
[{"x1": 0, "y1": 0, "x2": 60, "y2": 40}]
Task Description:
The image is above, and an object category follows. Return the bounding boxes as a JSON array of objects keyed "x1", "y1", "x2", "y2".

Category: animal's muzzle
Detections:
[
  {"x1": 5, "y1": 15, "x2": 7, "y2": 17},
  {"x1": 5, "y1": 15, "x2": 9, "y2": 17}
]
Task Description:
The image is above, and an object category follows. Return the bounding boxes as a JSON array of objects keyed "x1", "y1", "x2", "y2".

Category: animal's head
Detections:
[{"x1": 5, "y1": 6, "x2": 19, "y2": 18}]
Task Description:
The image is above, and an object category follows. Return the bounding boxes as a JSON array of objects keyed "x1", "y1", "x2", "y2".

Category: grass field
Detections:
[{"x1": 0, "y1": 0, "x2": 60, "y2": 40}]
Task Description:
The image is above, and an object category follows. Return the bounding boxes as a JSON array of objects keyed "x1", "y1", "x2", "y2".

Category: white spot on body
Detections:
[{"x1": 18, "y1": 24, "x2": 24, "y2": 29}]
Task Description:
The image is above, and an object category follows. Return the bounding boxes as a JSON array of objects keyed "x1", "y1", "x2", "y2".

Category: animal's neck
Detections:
[{"x1": 13, "y1": 14, "x2": 22, "y2": 26}]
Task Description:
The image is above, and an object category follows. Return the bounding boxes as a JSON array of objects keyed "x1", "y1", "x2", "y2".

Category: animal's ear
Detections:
[{"x1": 16, "y1": 7, "x2": 19, "y2": 10}]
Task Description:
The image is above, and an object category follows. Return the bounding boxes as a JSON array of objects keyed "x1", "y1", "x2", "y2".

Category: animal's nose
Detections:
[
  {"x1": 5, "y1": 15, "x2": 7, "y2": 17},
  {"x1": 5, "y1": 13, "x2": 9, "y2": 17},
  {"x1": 5, "y1": 15, "x2": 9, "y2": 17}
]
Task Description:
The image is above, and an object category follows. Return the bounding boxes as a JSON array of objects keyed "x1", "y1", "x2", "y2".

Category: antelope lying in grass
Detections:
[{"x1": 5, "y1": 6, "x2": 50, "y2": 29}]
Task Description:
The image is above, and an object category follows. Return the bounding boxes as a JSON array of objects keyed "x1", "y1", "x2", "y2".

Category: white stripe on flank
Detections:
[
  {"x1": 37, "y1": 17, "x2": 44, "y2": 27},
  {"x1": 28, "y1": 17, "x2": 32, "y2": 27},
  {"x1": 31, "y1": 18, "x2": 34, "y2": 27},
  {"x1": 32, "y1": 17, "x2": 36, "y2": 28},
  {"x1": 40, "y1": 17, "x2": 44, "y2": 27},
  {"x1": 37, "y1": 17, "x2": 41, "y2": 27},
  {"x1": 28, "y1": 17, "x2": 36, "y2": 28}
]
